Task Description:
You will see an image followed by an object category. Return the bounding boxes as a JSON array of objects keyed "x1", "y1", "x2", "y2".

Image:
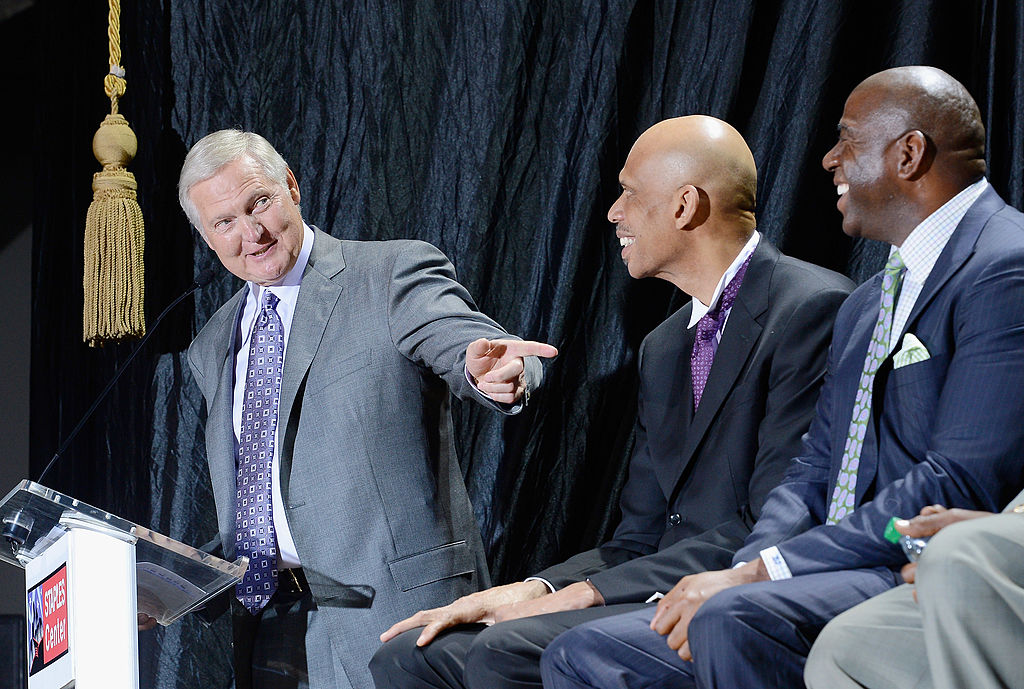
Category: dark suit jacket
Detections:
[
  {"x1": 188, "y1": 230, "x2": 541, "y2": 689},
  {"x1": 736, "y1": 186, "x2": 1024, "y2": 574},
  {"x1": 534, "y1": 240, "x2": 854, "y2": 603}
]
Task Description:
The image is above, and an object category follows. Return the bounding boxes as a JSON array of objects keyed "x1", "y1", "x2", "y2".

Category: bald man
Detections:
[
  {"x1": 540, "y1": 67, "x2": 1024, "y2": 689},
  {"x1": 369, "y1": 115, "x2": 853, "y2": 689}
]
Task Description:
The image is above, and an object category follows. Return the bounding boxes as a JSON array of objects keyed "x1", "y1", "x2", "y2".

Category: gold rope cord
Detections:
[{"x1": 83, "y1": 0, "x2": 146, "y2": 346}]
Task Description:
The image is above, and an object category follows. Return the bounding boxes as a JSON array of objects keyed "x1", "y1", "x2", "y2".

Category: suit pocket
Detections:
[
  {"x1": 887, "y1": 351, "x2": 948, "y2": 390},
  {"x1": 304, "y1": 348, "x2": 374, "y2": 397},
  {"x1": 387, "y1": 540, "x2": 475, "y2": 592}
]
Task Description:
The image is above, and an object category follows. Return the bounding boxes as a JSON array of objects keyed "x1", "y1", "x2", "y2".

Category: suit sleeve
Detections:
[
  {"x1": 731, "y1": 295, "x2": 856, "y2": 564},
  {"x1": 386, "y1": 240, "x2": 542, "y2": 412},
  {"x1": 583, "y1": 283, "x2": 851, "y2": 601},
  {"x1": 774, "y1": 249, "x2": 1024, "y2": 574},
  {"x1": 532, "y1": 339, "x2": 666, "y2": 589}
]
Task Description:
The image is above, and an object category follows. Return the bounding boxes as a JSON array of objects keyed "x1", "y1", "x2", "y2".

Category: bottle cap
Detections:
[{"x1": 883, "y1": 517, "x2": 902, "y2": 544}]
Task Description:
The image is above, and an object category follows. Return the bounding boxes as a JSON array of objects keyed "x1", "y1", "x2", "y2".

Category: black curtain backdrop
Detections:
[{"x1": 29, "y1": 1, "x2": 1022, "y2": 686}]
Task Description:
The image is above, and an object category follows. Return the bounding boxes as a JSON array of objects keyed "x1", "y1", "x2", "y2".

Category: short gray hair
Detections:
[{"x1": 178, "y1": 129, "x2": 291, "y2": 232}]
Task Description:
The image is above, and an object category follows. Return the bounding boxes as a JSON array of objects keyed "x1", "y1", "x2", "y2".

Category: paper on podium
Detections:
[{"x1": 136, "y1": 562, "x2": 207, "y2": 626}]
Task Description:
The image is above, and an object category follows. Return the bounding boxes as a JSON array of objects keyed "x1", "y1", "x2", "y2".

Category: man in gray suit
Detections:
[
  {"x1": 177, "y1": 129, "x2": 557, "y2": 689},
  {"x1": 805, "y1": 491, "x2": 1024, "y2": 689}
]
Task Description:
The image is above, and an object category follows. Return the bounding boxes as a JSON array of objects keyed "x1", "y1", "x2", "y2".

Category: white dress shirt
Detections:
[{"x1": 232, "y1": 224, "x2": 314, "y2": 569}]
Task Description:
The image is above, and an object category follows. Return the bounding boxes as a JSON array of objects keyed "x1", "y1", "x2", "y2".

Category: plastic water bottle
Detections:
[{"x1": 884, "y1": 517, "x2": 929, "y2": 562}]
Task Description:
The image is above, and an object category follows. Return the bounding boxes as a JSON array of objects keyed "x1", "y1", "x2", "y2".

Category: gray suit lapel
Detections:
[
  {"x1": 204, "y1": 289, "x2": 247, "y2": 558},
  {"x1": 277, "y1": 229, "x2": 346, "y2": 499}
]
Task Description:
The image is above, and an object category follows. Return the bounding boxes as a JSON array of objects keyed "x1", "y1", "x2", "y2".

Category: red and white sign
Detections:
[{"x1": 28, "y1": 564, "x2": 69, "y2": 675}]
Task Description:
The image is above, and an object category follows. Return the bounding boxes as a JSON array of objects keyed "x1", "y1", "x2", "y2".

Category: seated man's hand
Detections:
[
  {"x1": 379, "y1": 580, "x2": 550, "y2": 646},
  {"x1": 492, "y1": 580, "x2": 604, "y2": 624},
  {"x1": 138, "y1": 613, "x2": 158, "y2": 631},
  {"x1": 650, "y1": 560, "x2": 767, "y2": 661},
  {"x1": 466, "y1": 338, "x2": 558, "y2": 404},
  {"x1": 895, "y1": 504, "x2": 994, "y2": 587}
]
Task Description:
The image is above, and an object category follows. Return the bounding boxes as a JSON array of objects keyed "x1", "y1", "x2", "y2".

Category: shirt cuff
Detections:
[
  {"x1": 523, "y1": 576, "x2": 555, "y2": 593},
  {"x1": 760, "y1": 546, "x2": 793, "y2": 581}
]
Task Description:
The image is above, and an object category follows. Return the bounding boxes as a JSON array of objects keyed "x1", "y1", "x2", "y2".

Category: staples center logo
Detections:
[{"x1": 28, "y1": 563, "x2": 69, "y2": 676}]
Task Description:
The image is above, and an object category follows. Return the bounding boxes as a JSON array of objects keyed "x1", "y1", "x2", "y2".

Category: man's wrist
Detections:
[
  {"x1": 522, "y1": 577, "x2": 555, "y2": 595},
  {"x1": 583, "y1": 579, "x2": 605, "y2": 606}
]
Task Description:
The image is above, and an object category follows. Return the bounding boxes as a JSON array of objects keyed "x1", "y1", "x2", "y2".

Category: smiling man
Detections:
[
  {"x1": 369, "y1": 115, "x2": 852, "y2": 689},
  {"x1": 177, "y1": 130, "x2": 556, "y2": 689},
  {"x1": 539, "y1": 67, "x2": 1024, "y2": 689}
]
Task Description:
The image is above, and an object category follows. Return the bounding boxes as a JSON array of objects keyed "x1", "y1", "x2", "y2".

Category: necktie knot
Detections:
[{"x1": 262, "y1": 289, "x2": 280, "y2": 312}]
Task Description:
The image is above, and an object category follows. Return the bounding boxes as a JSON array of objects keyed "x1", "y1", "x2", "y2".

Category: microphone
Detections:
[{"x1": 35, "y1": 268, "x2": 218, "y2": 485}]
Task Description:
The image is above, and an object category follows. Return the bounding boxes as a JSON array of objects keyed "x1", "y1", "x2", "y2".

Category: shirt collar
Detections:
[
  {"x1": 892, "y1": 178, "x2": 987, "y2": 285},
  {"x1": 689, "y1": 231, "x2": 760, "y2": 328}
]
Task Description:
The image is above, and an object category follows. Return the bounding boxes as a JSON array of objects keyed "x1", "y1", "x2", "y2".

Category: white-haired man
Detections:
[{"x1": 176, "y1": 129, "x2": 556, "y2": 689}]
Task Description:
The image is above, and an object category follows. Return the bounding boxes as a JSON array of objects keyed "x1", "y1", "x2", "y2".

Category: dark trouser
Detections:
[
  {"x1": 369, "y1": 603, "x2": 649, "y2": 689},
  {"x1": 541, "y1": 568, "x2": 898, "y2": 689},
  {"x1": 232, "y1": 568, "x2": 336, "y2": 689}
]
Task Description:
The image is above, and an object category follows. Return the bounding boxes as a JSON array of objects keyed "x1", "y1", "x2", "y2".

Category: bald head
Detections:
[
  {"x1": 631, "y1": 115, "x2": 758, "y2": 223},
  {"x1": 823, "y1": 67, "x2": 987, "y2": 244},
  {"x1": 608, "y1": 115, "x2": 758, "y2": 296},
  {"x1": 853, "y1": 66, "x2": 986, "y2": 185}
]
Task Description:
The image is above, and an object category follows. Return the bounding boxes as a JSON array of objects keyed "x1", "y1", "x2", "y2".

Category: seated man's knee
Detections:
[
  {"x1": 369, "y1": 629, "x2": 422, "y2": 687},
  {"x1": 804, "y1": 617, "x2": 855, "y2": 689},
  {"x1": 688, "y1": 585, "x2": 747, "y2": 644},
  {"x1": 464, "y1": 621, "x2": 541, "y2": 689},
  {"x1": 540, "y1": 625, "x2": 614, "y2": 689},
  {"x1": 917, "y1": 517, "x2": 997, "y2": 606}
]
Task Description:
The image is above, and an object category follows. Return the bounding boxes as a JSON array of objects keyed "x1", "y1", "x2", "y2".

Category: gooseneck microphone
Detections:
[{"x1": 35, "y1": 268, "x2": 217, "y2": 485}]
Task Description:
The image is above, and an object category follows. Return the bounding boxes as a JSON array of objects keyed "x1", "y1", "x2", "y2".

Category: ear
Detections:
[
  {"x1": 286, "y1": 167, "x2": 301, "y2": 204},
  {"x1": 675, "y1": 185, "x2": 701, "y2": 229},
  {"x1": 895, "y1": 130, "x2": 932, "y2": 180}
]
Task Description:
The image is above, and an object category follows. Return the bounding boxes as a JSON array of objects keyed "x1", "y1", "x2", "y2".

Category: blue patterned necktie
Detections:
[
  {"x1": 827, "y1": 251, "x2": 905, "y2": 524},
  {"x1": 235, "y1": 289, "x2": 284, "y2": 613},
  {"x1": 691, "y1": 253, "x2": 753, "y2": 408}
]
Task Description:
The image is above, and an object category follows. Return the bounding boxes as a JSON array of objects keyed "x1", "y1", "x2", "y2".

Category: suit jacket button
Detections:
[{"x1": 668, "y1": 513, "x2": 681, "y2": 526}]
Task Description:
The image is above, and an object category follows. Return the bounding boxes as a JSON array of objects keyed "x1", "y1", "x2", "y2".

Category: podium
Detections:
[{"x1": 0, "y1": 480, "x2": 247, "y2": 689}]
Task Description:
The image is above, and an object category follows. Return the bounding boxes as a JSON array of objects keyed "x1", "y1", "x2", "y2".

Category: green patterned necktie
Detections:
[{"x1": 827, "y1": 251, "x2": 905, "y2": 524}]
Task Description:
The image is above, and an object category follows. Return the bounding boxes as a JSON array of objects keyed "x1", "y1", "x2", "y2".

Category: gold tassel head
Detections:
[
  {"x1": 83, "y1": 113, "x2": 146, "y2": 347},
  {"x1": 92, "y1": 113, "x2": 137, "y2": 169}
]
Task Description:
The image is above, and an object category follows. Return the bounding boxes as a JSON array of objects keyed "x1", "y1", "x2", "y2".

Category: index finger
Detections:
[
  {"x1": 380, "y1": 613, "x2": 426, "y2": 642},
  {"x1": 489, "y1": 339, "x2": 559, "y2": 359}
]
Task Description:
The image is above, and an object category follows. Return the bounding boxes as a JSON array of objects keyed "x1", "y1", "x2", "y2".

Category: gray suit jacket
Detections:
[{"x1": 188, "y1": 229, "x2": 541, "y2": 689}]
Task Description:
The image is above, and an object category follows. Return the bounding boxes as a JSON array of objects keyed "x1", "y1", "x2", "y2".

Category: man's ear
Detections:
[
  {"x1": 286, "y1": 167, "x2": 301, "y2": 204},
  {"x1": 675, "y1": 184, "x2": 701, "y2": 229},
  {"x1": 896, "y1": 130, "x2": 932, "y2": 180}
]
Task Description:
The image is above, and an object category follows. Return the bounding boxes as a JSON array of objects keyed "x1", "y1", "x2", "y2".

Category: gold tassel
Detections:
[{"x1": 83, "y1": 0, "x2": 145, "y2": 346}]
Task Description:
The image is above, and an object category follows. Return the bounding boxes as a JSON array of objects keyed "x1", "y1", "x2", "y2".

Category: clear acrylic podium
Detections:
[{"x1": 0, "y1": 480, "x2": 247, "y2": 689}]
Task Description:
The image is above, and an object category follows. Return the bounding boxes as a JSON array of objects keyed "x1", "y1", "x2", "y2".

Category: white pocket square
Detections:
[{"x1": 893, "y1": 333, "x2": 930, "y2": 369}]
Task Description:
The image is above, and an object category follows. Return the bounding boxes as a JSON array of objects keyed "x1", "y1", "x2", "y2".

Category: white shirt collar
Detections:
[
  {"x1": 892, "y1": 178, "x2": 988, "y2": 285},
  {"x1": 689, "y1": 231, "x2": 761, "y2": 328}
]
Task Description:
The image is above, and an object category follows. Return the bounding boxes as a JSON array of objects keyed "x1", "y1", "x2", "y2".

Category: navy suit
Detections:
[
  {"x1": 370, "y1": 239, "x2": 853, "y2": 689},
  {"x1": 541, "y1": 186, "x2": 1024, "y2": 689}
]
